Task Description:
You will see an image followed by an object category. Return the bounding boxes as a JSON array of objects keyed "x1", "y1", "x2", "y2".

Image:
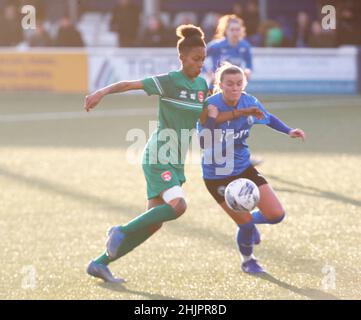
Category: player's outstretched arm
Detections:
[
  {"x1": 266, "y1": 114, "x2": 306, "y2": 142},
  {"x1": 84, "y1": 80, "x2": 144, "y2": 112}
]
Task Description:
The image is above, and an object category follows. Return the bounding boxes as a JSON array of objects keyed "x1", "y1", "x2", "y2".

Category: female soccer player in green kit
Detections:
[{"x1": 84, "y1": 25, "x2": 210, "y2": 282}]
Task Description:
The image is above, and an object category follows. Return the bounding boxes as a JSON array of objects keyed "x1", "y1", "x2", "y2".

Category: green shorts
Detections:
[{"x1": 142, "y1": 162, "x2": 186, "y2": 200}]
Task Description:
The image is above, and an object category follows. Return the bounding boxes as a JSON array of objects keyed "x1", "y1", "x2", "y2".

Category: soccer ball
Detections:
[{"x1": 224, "y1": 178, "x2": 260, "y2": 212}]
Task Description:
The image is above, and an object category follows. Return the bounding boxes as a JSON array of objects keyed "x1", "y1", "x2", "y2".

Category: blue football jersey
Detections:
[
  {"x1": 197, "y1": 92, "x2": 270, "y2": 180},
  {"x1": 204, "y1": 38, "x2": 253, "y2": 73}
]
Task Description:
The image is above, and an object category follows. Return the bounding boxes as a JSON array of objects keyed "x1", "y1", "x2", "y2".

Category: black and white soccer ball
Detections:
[{"x1": 224, "y1": 178, "x2": 260, "y2": 212}]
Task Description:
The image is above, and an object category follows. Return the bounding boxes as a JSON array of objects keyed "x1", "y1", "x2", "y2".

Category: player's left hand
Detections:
[{"x1": 289, "y1": 128, "x2": 306, "y2": 141}]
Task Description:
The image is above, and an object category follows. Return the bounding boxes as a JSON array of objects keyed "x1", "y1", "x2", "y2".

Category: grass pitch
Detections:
[{"x1": 0, "y1": 92, "x2": 360, "y2": 299}]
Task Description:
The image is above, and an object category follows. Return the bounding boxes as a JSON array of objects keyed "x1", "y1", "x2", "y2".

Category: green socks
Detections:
[
  {"x1": 94, "y1": 204, "x2": 177, "y2": 265},
  {"x1": 94, "y1": 226, "x2": 159, "y2": 265},
  {"x1": 94, "y1": 252, "x2": 111, "y2": 265},
  {"x1": 120, "y1": 204, "x2": 177, "y2": 234},
  {"x1": 115, "y1": 226, "x2": 158, "y2": 258}
]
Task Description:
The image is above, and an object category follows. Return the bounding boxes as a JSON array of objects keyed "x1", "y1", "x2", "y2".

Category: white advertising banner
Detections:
[
  {"x1": 88, "y1": 47, "x2": 359, "y2": 94},
  {"x1": 87, "y1": 48, "x2": 179, "y2": 92},
  {"x1": 251, "y1": 47, "x2": 357, "y2": 81},
  {"x1": 249, "y1": 47, "x2": 358, "y2": 93}
]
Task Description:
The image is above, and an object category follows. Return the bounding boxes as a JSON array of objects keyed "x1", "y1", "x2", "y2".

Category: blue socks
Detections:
[
  {"x1": 236, "y1": 210, "x2": 285, "y2": 256},
  {"x1": 236, "y1": 222, "x2": 255, "y2": 256},
  {"x1": 252, "y1": 210, "x2": 285, "y2": 225}
]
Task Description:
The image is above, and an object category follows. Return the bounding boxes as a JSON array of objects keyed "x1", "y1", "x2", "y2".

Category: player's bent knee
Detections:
[
  {"x1": 268, "y1": 211, "x2": 286, "y2": 224},
  {"x1": 162, "y1": 186, "x2": 187, "y2": 218},
  {"x1": 171, "y1": 198, "x2": 187, "y2": 217},
  {"x1": 231, "y1": 210, "x2": 251, "y2": 225}
]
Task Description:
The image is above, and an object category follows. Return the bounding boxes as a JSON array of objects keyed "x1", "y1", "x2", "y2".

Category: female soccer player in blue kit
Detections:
[
  {"x1": 204, "y1": 14, "x2": 265, "y2": 167},
  {"x1": 204, "y1": 14, "x2": 253, "y2": 87},
  {"x1": 198, "y1": 63, "x2": 305, "y2": 274}
]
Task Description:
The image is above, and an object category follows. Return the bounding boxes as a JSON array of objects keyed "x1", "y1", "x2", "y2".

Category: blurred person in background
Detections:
[
  {"x1": 232, "y1": 2, "x2": 244, "y2": 19},
  {"x1": 308, "y1": 20, "x2": 336, "y2": 48},
  {"x1": 54, "y1": 16, "x2": 84, "y2": 47},
  {"x1": 111, "y1": 0, "x2": 140, "y2": 47},
  {"x1": 137, "y1": 15, "x2": 170, "y2": 47},
  {"x1": 28, "y1": 21, "x2": 52, "y2": 47},
  {"x1": 274, "y1": 15, "x2": 293, "y2": 47},
  {"x1": 169, "y1": 12, "x2": 198, "y2": 45},
  {"x1": 201, "y1": 12, "x2": 222, "y2": 43},
  {"x1": 243, "y1": 0, "x2": 260, "y2": 39},
  {"x1": 42, "y1": 0, "x2": 69, "y2": 24},
  {"x1": 0, "y1": 4, "x2": 23, "y2": 46},
  {"x1": 294, "y1": 11, "x2": 311, "y2": 47},
  {"x1": 232, "y1": 1, "x2": 260, "y2": 40},
  {"x1": 265, "y1": 23, "x2": 284, "y2": 47},
  {"x1": 248, "y1": 20, "x2": 284, "y2": 47},
  {"x1": 205, "y1": 14, "x2": 252, "y2": 87},
  {"x1": 336, "y1": 5, "x2": 361, "y2": 46}
]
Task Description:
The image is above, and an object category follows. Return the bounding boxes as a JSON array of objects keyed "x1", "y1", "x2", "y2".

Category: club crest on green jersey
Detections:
[{"x1": 161, "y1": 171, "x2": 172, "y2": 182}]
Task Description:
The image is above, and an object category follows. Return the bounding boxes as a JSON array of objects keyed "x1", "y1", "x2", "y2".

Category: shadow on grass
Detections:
[
  {"x1": 0, "y1": 164, "x2": 233, "y2": 248},
  {"x1": 98, "y1": 282, "x2": 177, "y2": 300},
  {"x1": 269, "y1": 175, "x2": 361, "y2": 207},
  {"x1": 0, "y1": 164, "x2": 349, "y2": 299},
  {"x1": 255, "y1": 273, "x2": 340, "y2": 300},
  {"x1": 2, "y1": 164, "x2": 357, "y2": 277},
  {"x1": 0, "y1": 164, "x2": 143, "y2": 216}
]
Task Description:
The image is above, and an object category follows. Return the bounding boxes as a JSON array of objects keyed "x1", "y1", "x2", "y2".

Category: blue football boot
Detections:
[
  {"x1": 241, "y1": 258, "x2": 266, "y2": 274},
  {"x1": 86, "y1": 260, "x2": 126, "y2": 283}
]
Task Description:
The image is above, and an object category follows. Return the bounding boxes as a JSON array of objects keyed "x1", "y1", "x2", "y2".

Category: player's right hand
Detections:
[
  {"x1": 241, "y1": 107, "x2": 264, "y2": 119},
  {"x1": 207, "y1": 104, "x2": 219, "y2": 118},
  {"x1": 84, "y1": 90, "x2": 104, "y2": 112}
]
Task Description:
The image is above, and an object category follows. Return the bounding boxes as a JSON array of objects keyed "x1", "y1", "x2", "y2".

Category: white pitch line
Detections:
[
  {"x1": 0, "y1": 108, "x2": 155, "y2": 123},
  {"x1": 0, "y1": 99, "x2": 352, "y2": 123}
]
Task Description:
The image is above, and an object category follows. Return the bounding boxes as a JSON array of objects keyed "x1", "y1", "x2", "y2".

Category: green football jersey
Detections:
[{"x1": 141, "y1": 70, "x2": 208, "y2": 169}]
